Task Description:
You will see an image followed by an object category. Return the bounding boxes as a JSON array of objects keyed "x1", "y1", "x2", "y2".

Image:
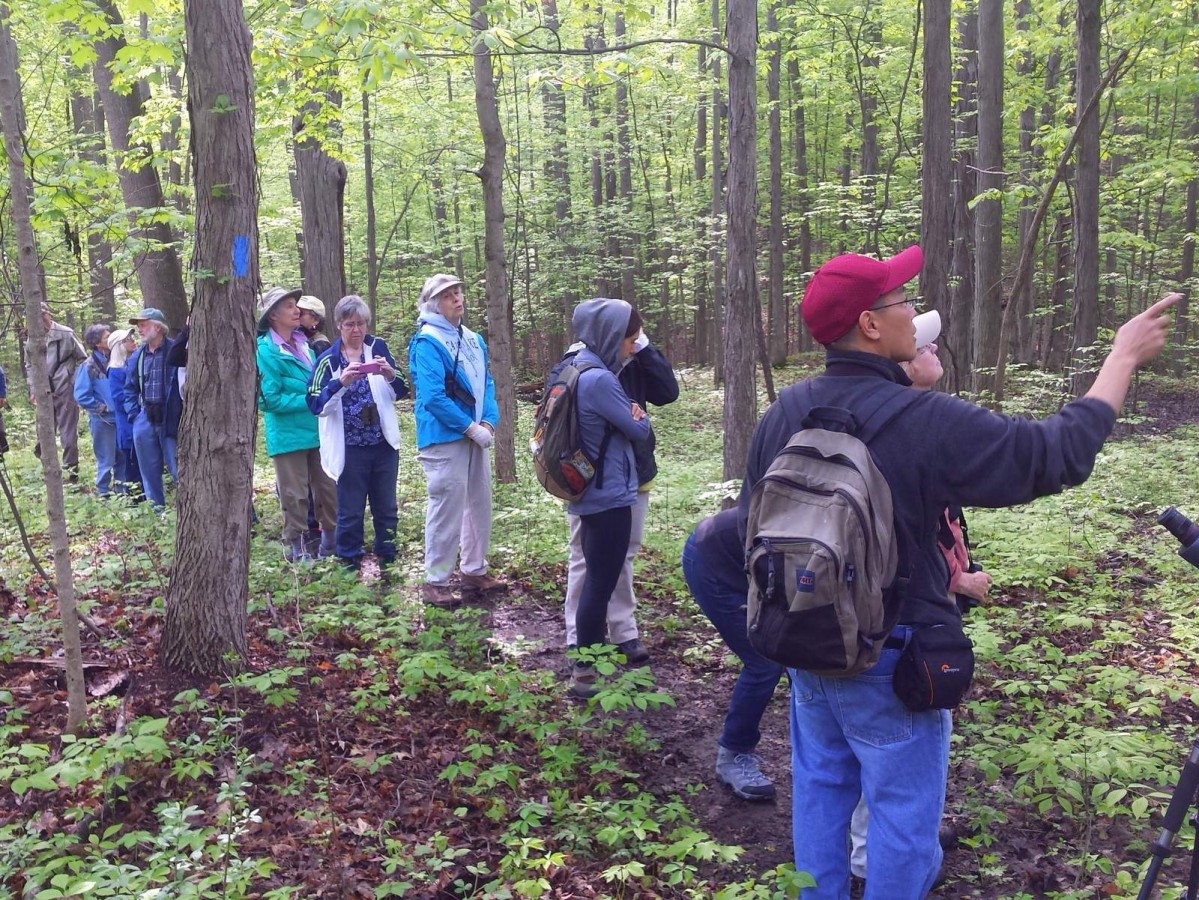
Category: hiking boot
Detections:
[
  {"x1": 615, "y1": 638, "x2": 650, "y2": 665},
  {"x1": 459, "y1": 571, "x2": 507, "y2": 595},
  {"x1": 420, "y1": 582, "x2": 461, "y2": 610},
  {"x1": 715, "y1": 746, "x2": 776, "y2": 801},
  {"x1": 317, "y1": 530, "x2": 336, "y2": 559},
  {"x1": 304, "y1": 528, "x2": 322, "y2": 558},
  {"x1": 567, "y1": 663, "x2": 599, "y2": 699},
  {"x1": 284, "y1": 537, "x2": 312, "y2": 563}
]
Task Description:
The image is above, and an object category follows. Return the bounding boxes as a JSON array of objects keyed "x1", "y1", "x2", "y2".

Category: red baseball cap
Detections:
[{"x1": 801, "y1": 245, "x2": 924, "y2": 344}]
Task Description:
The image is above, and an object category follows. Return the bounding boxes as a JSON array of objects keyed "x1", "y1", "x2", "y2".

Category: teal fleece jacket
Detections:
[{"x1": 256, "y1": 331, "x2": 319, "y2": 456}]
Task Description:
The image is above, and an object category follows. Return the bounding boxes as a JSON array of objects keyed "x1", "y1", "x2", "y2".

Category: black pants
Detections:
[{"x1": 575, "y1": 504, "x2": 633, "y2": 648}]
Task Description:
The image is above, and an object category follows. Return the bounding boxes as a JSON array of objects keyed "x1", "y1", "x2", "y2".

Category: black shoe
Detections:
[
  {"x1": 849, "y1": 875, "x2": 866, "y2": 900},
  {"x1": 615, "y1": 638, "x2": 650, "y2": 665}
]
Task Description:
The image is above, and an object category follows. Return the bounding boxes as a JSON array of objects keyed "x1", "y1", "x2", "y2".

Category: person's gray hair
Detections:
[
  {"x1": 84, "y1": 323, "x2": 111, "y2": 350},
  {"x1": 334, "y1": 295, "x2": 372, "y2": 328}
]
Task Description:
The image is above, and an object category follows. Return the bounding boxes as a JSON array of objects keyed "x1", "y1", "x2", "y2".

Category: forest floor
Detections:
[{"x1": 6, "y1": 371, "x2": 1199, "y2": 898}]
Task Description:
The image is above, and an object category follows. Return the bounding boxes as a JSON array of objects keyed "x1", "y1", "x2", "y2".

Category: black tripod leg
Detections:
[{"x1": 1139, "y1": 736, "x2": 1199, "y2": 900}]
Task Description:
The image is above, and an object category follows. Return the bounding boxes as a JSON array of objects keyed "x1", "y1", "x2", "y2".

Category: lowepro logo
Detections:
[
  {"x1": 795, "y1": 568, "x2": 816, "y2": 593},
  {"x1": 940, "y1": 663, "x2": 960, "y2": 674}
]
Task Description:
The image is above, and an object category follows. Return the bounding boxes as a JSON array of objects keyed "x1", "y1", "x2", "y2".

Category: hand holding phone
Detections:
[{"x1": 357, "y1": 360, "x2": 383, "y2": 375}]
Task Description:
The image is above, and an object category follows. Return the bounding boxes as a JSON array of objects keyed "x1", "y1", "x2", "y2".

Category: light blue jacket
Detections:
[
  {"x1": 567, "y1": 299, "x2": 651, "y2": 516},
  {"x1": 73, "y1": 353, "x2": 115, "y2": 425},
  {"x1": 408, "y1": 319, "x2": 499, "y2": 450}
]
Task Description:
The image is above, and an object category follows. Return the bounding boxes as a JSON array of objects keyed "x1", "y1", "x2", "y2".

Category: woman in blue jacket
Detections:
[
  {"x1": 106, "y1": 328, "x2": 140, "y2": 497},
  {"x1": 73, "y1": 323, "x2": 120, "y2": 496},
  {"x1": 565, "y1": 298, "x2": 651, "y2": 698},
  {"x1": 408, "y1": 274, "x2": 502, "y2": 609},
  {"x1": 307, "y1": 295, "x2": 408, "y2": 570}
]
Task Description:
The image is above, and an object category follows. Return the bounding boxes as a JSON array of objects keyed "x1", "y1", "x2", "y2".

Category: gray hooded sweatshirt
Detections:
[{"x1": 569, "y1": 299, "x2": 652, "y2": 516}]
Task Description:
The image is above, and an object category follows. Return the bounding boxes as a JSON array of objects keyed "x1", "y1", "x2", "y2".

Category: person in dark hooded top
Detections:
[{"x1": 565, "y1": 298, "x2": 652, "y2": 699}]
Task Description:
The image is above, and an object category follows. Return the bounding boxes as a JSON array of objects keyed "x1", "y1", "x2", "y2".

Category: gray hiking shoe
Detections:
[{"x1": 715, "y1": 746, "x2": 776, "y2": 801}]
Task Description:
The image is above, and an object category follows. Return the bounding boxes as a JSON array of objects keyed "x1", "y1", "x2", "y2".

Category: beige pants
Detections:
[
  {"x1": 564, "y1": 490, "x2": 649, "y2": 646},
  {"x1": 273, "y1": 447, "x2": 337, "y2": 541}
]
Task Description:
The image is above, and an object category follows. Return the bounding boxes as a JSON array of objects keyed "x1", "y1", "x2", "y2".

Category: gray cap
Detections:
[
  {"x1": 257, "y1": 287, "x2": 302, "y2": 331},
  {"x1": 129, "y1": 308, "x2": 167, "y2": 327},
  {"x1": 418, "y1": 273, "x2": 464, "y2": 310},
  {"x1": 106, "y1": 327, "x2": 134, "y2": 350}
]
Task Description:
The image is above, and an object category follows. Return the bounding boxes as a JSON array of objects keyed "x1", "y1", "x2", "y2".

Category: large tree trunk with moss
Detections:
[
  {"x1": 92, "y1": 0, "x2": 189, "y2": 330},
  {"x1": 721, "y1": 0, "x2": 758, "y2": 482},
  {"x1": 0, "y1": 4, "x2": 87, "y2": 732},
  {"x1": 160, "y1": 0, "x2": 258, "y2": 676},
  {"x1": 471, "y1": 0, "x2": 516, "y2": 482}
]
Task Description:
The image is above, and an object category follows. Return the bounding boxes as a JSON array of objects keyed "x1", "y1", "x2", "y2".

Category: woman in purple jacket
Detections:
[{"x1": 565, "y1": 298, "x2": 651, "y2": 699}]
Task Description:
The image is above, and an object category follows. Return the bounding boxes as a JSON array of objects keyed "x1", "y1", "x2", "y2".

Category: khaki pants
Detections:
[
  {"x1": 52, "y1": 383, "x2": 79, "y2": 470},
  {"x1": 418, "y1": 438, "x2": 493, "y2": 584},
  {"x1": 273, "y1": 447, "x2": 337, "y2": 541},
  {"x1": 564, "y1": 489, "x2": 649, "y2": 646}
]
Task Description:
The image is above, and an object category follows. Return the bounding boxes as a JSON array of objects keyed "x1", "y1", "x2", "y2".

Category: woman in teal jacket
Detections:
[{"x1": 257, "y1": 286, "x2": 337, "y2": 561}]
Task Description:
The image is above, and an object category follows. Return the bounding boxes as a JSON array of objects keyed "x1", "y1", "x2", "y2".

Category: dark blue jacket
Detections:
[
  {"x1": 738, "y1": 349, "x2": 1115, "y2": 626},
  {"x1": 123, "y1": 340, "x2": 183, "y2": 438}
]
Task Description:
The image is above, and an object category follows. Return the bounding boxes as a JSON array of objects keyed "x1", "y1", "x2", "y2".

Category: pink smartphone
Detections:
[{"x1": 357, "y1": 360, "x2": 383, "y2": 375}]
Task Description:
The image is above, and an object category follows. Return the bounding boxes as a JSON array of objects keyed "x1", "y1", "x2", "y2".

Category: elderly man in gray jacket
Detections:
[{"x1": 28, "y1": 303, "x2": 86, "y2": 477}]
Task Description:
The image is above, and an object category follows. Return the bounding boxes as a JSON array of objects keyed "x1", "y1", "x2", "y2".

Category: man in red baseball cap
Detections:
[{"x1": 734, "y1": 244, "x2": 1179, "y2": 899}]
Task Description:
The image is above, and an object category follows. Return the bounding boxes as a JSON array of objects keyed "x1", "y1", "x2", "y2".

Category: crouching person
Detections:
[{"x1": 682, "y1": 508, "x2": 785, "y2": 799}]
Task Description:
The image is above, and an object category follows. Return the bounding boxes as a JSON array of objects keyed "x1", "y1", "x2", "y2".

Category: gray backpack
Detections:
[{"x1": 745, "y1": 383, "x2": 918, "y2": 676}]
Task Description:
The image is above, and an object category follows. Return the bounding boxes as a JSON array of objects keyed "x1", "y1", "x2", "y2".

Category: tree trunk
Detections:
[
  {"x1": 785, "y1": 6, "x2": 812, "y2": 352},
  {"x1": 91, "y1": 0, "x2": 189, "y2": 329},
  {"x1": 947, "y1": 7, "x2": 978, "y2": 394},
  {"x1": 721, "y1": 0, "x2": 758, "y2": 482},
  {"x1": 973, "y1": 0, "x2": 1003, "y2": 397},
  {"x1": 66, "y1": 77, "x2": 116, "y2": 319},
  {"x1": 0, "y1": 3, "x2": 87, "y2": 731},
  {"x1": 1070, "y1": 0, "x2": 1100, "y2": 396},
  {"x1": 293, "y1": 91, "x2": 346, "y2": 335},
  {"x1": 542, "y1": 0, "x2": 576, "y2": 360},
  {"x1": 693, "y1": 41, "x2": 709, "y2": 364},
  {"x1": 471, "y1": 0, "x2": 516, "y2": 483},
  {"x1": 161, "y1": 0, "x2": 258, "y2": 676},
  {"x1": 362, "y1": 88, "x2": 378, "y2": 319},
  {"x1": 766, "y1": 1, "x2": 785, "y2": 366},
  {"x1": 709, "y1": 0, "x2": 725, "y2": 382},
  {"x1": 860, "y1": 18, "x2": 880, "y2": 253},
  {"x1": 614, "y1": 12, "x2": 636, "y2": 303},
  {"x1": 920, "y1": 0, "x2": 952, "y2": 385},
  {"x1": 1013, "y1": 0, "x2": 1037, "y2": 364},
  {"x1": 1176, "y1": 51, "x2": 1198, "y2": 374}
]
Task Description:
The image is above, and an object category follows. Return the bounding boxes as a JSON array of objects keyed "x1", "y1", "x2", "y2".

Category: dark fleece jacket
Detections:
[{"x1": 738, "y1": 349, "x2": 1115, "y2": 626}]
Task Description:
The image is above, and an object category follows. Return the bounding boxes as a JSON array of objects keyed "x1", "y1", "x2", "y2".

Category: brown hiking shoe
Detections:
[
  {"x1": 419, "y1": 582, "x2": 461, "y2": 609},
  {"x1": 459, "y1": 572, "x2": 507, "y2": 594}
]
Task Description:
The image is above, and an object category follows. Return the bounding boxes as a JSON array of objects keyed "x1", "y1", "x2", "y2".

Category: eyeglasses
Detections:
[
  {"x1": 872, "y1": 295, "x2": 921, "y2": 312},
  {"x1": 340, "y1": 320, "x2": 366, "y2": 331}
]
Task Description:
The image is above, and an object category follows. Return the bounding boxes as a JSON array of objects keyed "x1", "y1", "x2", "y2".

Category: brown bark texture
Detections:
[
  {"x1": 66, "y1": 70, "x2": 116, "y2": 320},
  {"x1": 160, "y1": 0, "x2": 258, "y2": 676},
  {"x1": 0, "y1": 3, "x2": 87, "y2": 732},
  {"x1": 721, "y1": 0, "x2": 759, "y2": 482},
  {"x1": 472, "y1": 0, "x2": 517, "y2": 482},
  {"x1": 1070, "y1": 0, "x2": 1101, "y2": 396},
  {"x1": 91, "y1": 0, "x2": 189, "y2": 329},
  {"x1": 972, "y1": 0, "x2": 1004, "y2": 397},
  {"x1": 294, "y1": 93, "x2": 347, "y2": 334},
  {"x1": 920, "y1": 0, "x2": 952, "y2": 385},
  {"x1": 766, "y1": 1, "x2": 785, "y2": 366},
  {"x1": 947, "y1": 9, "x2": 978, "y2": 394}
]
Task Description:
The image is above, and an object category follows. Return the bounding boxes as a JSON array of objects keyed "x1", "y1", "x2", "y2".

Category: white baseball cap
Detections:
[{"x1": 913, "y1": 309, "x2": 941, "y2": 350}]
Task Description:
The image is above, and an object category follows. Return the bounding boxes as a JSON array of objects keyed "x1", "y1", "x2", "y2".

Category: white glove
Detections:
[{"x1": 465, "y1": 423, "x2": 493, "y2": 449}]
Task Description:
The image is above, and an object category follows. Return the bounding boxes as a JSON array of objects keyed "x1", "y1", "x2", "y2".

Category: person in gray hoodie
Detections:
[{"x1": 566, "y1": 298, "x2": 652, "y2": 699}]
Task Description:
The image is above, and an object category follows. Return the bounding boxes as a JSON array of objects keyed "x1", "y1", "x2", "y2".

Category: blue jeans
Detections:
[
  {"x1": 88, "y1": 416, "x2": 118, "y2": 496},
  {"x1": 682, "y1": 532, "x2": 785, "y2": 753},
  {"x1": 789, "y1": 635, "x2": 950, "y2": 900},
  {"x1": 132, "y1": 412, "x2": 177, "y2": 508},
  {"x1": 335, "y1": 442, "x2": 399, "y2": 562},
  {"x1": 117, "y1": 444, "x2": 141, "y2": 496}
]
